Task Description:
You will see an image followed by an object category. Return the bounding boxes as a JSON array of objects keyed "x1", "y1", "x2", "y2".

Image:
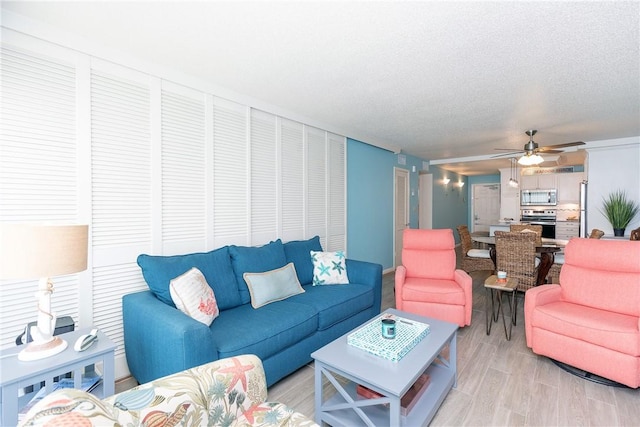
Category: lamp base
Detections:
[{"x1": 18, "y1": 336, "x2": 67, "y2": 361}]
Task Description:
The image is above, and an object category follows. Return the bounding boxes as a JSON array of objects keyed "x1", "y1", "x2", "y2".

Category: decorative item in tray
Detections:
[{"x1": 347, "y1": 313, "x2": 430, "y2": 362}]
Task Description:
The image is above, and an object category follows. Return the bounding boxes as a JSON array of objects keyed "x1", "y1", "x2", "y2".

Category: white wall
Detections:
[{"x1": 586, "y1": 137, "x2": 640, "y2": 236}]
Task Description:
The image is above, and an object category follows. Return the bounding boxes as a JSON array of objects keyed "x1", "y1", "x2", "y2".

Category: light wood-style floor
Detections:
[
  {"x1": 266, "y1": 270, "x2": 640, "y2": 426},
  {"x1": 117, "y1": 251, "x2": 640, "y2": 426}
]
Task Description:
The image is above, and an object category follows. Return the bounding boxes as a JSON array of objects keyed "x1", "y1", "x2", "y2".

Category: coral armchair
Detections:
[
  {"x1": 525, "y1": 238, "x2": 640, "y2": 388},
  {"x1": 395, "y1": 228, "x2": 472, "y2": 327}
]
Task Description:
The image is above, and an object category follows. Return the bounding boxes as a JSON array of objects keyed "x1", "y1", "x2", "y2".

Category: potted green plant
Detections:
[{"x1": 600, "y1": 189, "x2": 639, "y2": 236}]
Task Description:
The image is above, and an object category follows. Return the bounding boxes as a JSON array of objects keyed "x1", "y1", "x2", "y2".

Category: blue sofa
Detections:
[{"x1": 123, "y1": 236, "x2": 382, "y2": 386}]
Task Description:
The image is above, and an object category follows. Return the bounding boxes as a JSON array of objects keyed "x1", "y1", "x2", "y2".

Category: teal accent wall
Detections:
[
  {"x1": 346, "y1": 138, "x2": 470, "y2": 269},
  {"x1": 429, "y1": 165, "x2": 469, "y2": 244},
  {"x1": 346, "y1": 139, "x2": 395, "y2": 269}
]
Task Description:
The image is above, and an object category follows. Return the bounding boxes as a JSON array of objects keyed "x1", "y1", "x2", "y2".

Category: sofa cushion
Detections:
[
  {"x1": 211, "y1": 301, "x2": 318, "y2": 360},
  {"x1": 283, "y1": 236, "x2": 323, "y2": 285},
  {"x1": 531, "y1": 301, "x2": 640, "y2": 356},
  {"x1": 243, "y1": 263, "x2": 305, "y2": 308},
  {"x1": 229, "y1": 240, "x2": 287, "y2": 305},
  {"x1": 137, "y1": 247, "x2": 241, "y2": 310},
  {"x1": 169, "y1": 267, "x2": 219, "y2": 325},
  {"x1": 311, "y1": 250, "x2": 349, "y2": 285},
  {"x1": 290, "y1": 283, "x2": 374, "y2": 330}
]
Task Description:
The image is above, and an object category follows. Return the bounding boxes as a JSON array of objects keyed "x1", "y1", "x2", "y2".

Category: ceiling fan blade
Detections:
[
  {"x1": 536, "y1": 149, "x2": 564, "y2": 154},
  {"x1": 491, "y1": 152, "x2": 520, "y2": 158},
  {"x1": 543, "y1": 141, "x2": 585, "y2": 149}
]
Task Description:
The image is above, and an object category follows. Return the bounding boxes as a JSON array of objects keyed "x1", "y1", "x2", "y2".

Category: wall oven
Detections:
[{"x1": 521, "y1": 209, "x2": 556, "y2": 239}]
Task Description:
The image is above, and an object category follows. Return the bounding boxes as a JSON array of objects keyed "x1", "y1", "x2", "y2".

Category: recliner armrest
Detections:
[
  {"x1": 454, "y1": 269, "x2": 473, "y2": 325},
  {"x1": 524, "y1": 284, "x2": 562, "y2": 348}
]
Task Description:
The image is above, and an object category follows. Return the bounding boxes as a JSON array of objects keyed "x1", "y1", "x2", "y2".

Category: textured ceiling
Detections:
[{"x1": 3, "y1": 1, "x2": 639, "y2": 175}]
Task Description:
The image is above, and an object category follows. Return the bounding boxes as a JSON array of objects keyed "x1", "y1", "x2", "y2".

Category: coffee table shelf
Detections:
[
  {"x1": 320, "y1": 363, "x2": 454, "y2": 426},
  {"x1": 312, "y1": 308, "x2": 458, "y2": 427}
]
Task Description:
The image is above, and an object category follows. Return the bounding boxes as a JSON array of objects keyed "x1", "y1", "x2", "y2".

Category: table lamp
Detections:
[{"x1": 0, "y1": 224, "x2": 88, "y2": 361}]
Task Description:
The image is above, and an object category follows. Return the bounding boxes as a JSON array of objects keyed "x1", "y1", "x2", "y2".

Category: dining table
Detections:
[{"x1": 471, "y1": 235, "x2": 567, "y2": 286}]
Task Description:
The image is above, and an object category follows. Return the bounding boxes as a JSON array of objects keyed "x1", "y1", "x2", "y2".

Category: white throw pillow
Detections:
[
  {"x1": 169, "y1": 267, "x2": 219, "y2": 326},
  {"x1": 310, "y1": 250, "x2": 349, "y2": 285},
  {"x1": 243, "y1": 263, "x2": 305, "y2": 308}
]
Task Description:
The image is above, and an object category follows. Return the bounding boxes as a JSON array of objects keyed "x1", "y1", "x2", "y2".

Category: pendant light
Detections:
[{"x1": 508, "y1": 158, "x2": 519, "y2": 188}]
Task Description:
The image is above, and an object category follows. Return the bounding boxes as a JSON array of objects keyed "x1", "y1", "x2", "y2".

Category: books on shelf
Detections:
[
  {"x1": 356, "y1": 373, "x2": 431, "y2": 416},
  {"x1": 18, "y1": 372, "x2": 102, "y2": 421}
]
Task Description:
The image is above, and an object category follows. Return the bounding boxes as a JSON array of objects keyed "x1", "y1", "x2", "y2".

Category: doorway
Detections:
[
  {"x1": 471, "y1": 183, "x2": 500, "y2": 233},
  {"x1": 394, "y1": 168, "x2": 409, "y2": 268},
  {"x1": 418, "y1": 172, "x2": 433, "y2": 229}
]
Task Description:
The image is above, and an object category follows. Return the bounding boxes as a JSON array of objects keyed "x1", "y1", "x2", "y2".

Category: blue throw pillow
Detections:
[
  {"x1": 137, "y1": 246, "x2": 242, "y2": 310},
  {"x1": 243, "y1": 263, "x2": 305, "y2": 308},
  {"x1": 283, "y1": 236, "x2": 323, "y2": 285},
  {"x1": 229, "y1": 239, "x2": 287, "y2": 305}
]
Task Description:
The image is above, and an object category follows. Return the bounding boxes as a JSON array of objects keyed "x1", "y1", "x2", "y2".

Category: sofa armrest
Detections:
[
  {"x1": 346, "y1": 258, "x2": 383, "y2": 312},
  {"x1": 123, "y1": 290, "x2": 218, "y2": 384},
  {"x1": 524, "y1": 284, "x2": 562, "y2": 348}
]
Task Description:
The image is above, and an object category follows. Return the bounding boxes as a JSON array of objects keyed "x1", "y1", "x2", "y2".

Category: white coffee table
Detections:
[{"x1": 311, "y1": 308, "x2": 458, "y2": 427}]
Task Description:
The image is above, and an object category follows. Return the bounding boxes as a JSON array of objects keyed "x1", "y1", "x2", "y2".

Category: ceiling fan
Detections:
[{"x1": 493, "y1": 130, "x2": 585, "y2": 165}]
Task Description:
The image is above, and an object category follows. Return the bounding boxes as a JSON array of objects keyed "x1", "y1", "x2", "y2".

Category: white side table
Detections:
[{"x1": 0, "y1": 328, "x2": 116, "y2": 426}]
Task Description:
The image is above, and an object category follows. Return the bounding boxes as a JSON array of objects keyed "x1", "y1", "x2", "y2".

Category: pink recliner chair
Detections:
[
  {"x1": 395, "y1": 228, "x2": 472, "y2": 327},
  {"x1": 525, "y1": 238, "x2": 640, "y2": 388}
]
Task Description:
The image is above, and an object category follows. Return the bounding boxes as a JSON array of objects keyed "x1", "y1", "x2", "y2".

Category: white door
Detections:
[
  {"x1": 394, "y1": 168, "x2": 410, "y2": 267},
  {"x1": 472, "y1": 184, "x2": 501, "y2": 232}
]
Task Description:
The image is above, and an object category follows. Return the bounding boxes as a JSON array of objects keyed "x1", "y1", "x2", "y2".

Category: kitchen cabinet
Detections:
[
  {"x1": 557, "y1": 172, "x2": 584, "y2": 203},
  {"x1": 499, "y1": 167, "x2": 519, "y2": 221},
  {"x1": 556, "y1": 221, "x2": 580, "y2": 240},
  {"x1": 520, "y1": 173, "x2": 557, "y2": 190}
]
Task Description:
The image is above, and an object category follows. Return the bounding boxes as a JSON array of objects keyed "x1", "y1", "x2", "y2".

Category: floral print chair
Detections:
[{"x1": 19, "y1": 354, "x2": 317, "y2": 427}]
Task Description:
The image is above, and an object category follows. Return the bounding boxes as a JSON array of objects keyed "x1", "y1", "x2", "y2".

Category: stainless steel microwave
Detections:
[{"x1": 521, "y1": 189, "x2": 557, "y2": 206}]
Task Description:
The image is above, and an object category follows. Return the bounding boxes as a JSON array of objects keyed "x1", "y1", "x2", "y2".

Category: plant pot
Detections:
[{"x1": 613, "y1": 228, "x2": 625, "y2": 237}]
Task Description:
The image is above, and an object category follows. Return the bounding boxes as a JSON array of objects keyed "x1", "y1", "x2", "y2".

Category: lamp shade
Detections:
[{"x1": 0, "y1": 224, "x2": 88, "y2": 280}]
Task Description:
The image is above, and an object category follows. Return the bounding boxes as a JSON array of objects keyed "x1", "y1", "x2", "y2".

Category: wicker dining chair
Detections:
[
  {"x1": 456, "y1": 225, "x2": 494, "y2": 273},
  {"x1": 509, "y1": 224, "x2": 543, "y2": 246},
  {"x1": 495, "y1": 231, "x2": 540, "y2": 292}
]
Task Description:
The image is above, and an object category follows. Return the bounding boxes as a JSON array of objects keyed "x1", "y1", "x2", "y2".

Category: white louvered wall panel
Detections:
[
  {"x1": 91, "y1": 68, "x2": 151, "y2": 358},
  {"x1": 280, "y1": 119, "x2": 305, "y2": 241},
  {"x1": 306, "y1": 126, "x2": 327, "y2": 240},
  {"x1": 0, "y1": 46, "x2": 80, "y2": 348},
  {"x1": 161, "y1": 87, "x2": 206, "y2": 252},
  {"x1": 1, "y1": 32, "x2": 348, "y2": 379},
  {"x1": 91, "y1": 72, "x2": 151, "y2": 248},
  {"x1": 212, "y1": 97, "x2": 248, "y2": 245},
  {"x1": 250, "y1": 109, "x2": 278, "y2": 245},
  {"x1": 328, "y1": 133, "x2": 347, "y2": 251},
  {"x1": 92, "y1": 263, "x2": 147, "y2": 359}
]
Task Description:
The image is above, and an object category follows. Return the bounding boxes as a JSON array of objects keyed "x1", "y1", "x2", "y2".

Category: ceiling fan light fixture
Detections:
[{"x1": 518, "y1": 153, "x2": 544, "y2": 166}]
